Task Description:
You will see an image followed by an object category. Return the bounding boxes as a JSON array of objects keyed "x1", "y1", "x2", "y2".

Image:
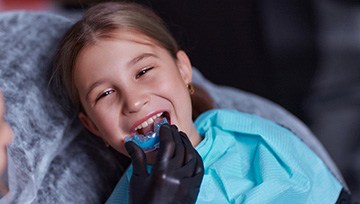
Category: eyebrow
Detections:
[
  {"x1": 85, "y1": 53, "x2": 158, "y2": 102},
  {"x1": 128, "y1": 53, "x2": 157, "y2": 66},
  {"x1": 85, "y1": 79, "x2": 107, "y2": 103}
]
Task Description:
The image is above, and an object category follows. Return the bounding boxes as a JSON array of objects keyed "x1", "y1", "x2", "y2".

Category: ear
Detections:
[
  {"x1": 176, "y1": 50, "x2": 193, "y2": 84},
  {"x1": 78, "y1": 112, "x2": 102, "y2": 137}
]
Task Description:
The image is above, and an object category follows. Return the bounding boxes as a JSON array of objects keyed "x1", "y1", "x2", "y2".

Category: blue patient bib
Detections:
[
  {"x1": 106, "y1": 109, "x2": 342, "y2": 204},
  {"x1": 194, "y1": 109, "x2": 341, "y2": 203}
]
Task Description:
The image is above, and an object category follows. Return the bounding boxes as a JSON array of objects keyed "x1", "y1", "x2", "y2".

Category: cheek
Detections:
[
  {"x1": 80, "y1": 103, "x2": 130, "y2": 157},
  {"x1": 88, "y1": 107, "x2": 119, "y2": 137},
  {"x1": 114, "y1": 143, "x2": 129, "y2": 157},
  {"x1": 91, "y1": 112, "x2": 129, "y2": 148},
  {"x1": 162, "y1": 79, "x2": 192, "y2": 128},
  {"x1": 155, "y1": 71, "x2": 187, "y2": 95}
]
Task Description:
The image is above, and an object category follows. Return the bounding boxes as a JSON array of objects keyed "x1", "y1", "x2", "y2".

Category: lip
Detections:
[{"x1": 130, "y1": 110, "x2": 168, "y2": 133}]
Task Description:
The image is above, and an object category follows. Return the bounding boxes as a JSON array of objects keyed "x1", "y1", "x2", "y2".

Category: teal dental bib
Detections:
[
  {"x1": 106, "y1": 109, "x2": 342, "y2": 204},
  {"x1": 194, "y1": 109, "x2": 341, "y2": 203}
]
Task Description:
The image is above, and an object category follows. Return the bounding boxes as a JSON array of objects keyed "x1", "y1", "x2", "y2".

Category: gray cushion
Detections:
[
  {"x1": 0, "y1": 11, "x2": 347, "y2": 203},
  {"x1": 0, "y1": 11, "x2": 125, "y2": 203}
]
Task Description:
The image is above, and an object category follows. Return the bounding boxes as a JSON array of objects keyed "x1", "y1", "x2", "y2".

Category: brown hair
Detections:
[{"x1": 52, "y1": 2, "x2": 213, "y2": 119}]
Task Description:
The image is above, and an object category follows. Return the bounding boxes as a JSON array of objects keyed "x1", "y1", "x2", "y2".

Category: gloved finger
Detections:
[
  {"x1": 170, "y1": 125, "x2": 185, "y2": 169},
  {"x1": 179, "y1": 131, "x2": 195, "y2": 164},
  {"x1": 179, "y1": 172, "x2": 203, "y2": 199},
  {"x1": 156, "y1": 124, "x2": 176, "y2": 170},
  {"x1": 180, "y1": 132, "x2": 204, "y2": 177},
  {"x1": 174, "y1": 163, "x2": 204, "y2": 204},
  {"x1": 193, "y1": 149, "x2": 204, "y2": 177},
  {"x1": 125, "y1": 141, "x2": 148, "y2": 176},
  {"x1": 178, "y1": 154, "x2": 204, "y2": 191},
  {"x1": 167, "y1": 133, "x2": 197, "y2": 178}
]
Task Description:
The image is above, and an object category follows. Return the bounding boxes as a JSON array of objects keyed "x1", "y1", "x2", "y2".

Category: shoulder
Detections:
[{"x1": 195, "y1": 108, "x2": 288, "y2": 134}]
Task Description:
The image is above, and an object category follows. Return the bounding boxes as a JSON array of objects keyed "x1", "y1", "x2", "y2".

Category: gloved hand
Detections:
[{"x1": 125, "y1": 124, "x2": 204, "y2": 204}]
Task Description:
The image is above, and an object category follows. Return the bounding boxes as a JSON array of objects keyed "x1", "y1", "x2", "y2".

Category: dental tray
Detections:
[{"x1": 125, "y1": 117, "x2": 168, "y2": 152}]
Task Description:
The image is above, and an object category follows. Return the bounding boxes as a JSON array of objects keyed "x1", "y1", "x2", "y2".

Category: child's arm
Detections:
[
  {"x1": 0, "y1": 91, "x2": 13, "y2": 152},
  {"x1": 125, "y1": 124, "x2": 204, "y2": 204},
  {"x1": 0, "y1": 91, "x2": 13, "y2": 196}
]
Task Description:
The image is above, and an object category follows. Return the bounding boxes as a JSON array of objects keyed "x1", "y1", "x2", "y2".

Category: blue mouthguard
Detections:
[{"x1": 125, "y1": 117, "x2": 168, "y2": 152}]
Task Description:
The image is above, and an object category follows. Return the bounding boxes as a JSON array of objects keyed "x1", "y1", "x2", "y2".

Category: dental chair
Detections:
[{"x1": 0, "y1": 11, "x2": 351, "y2": 203}]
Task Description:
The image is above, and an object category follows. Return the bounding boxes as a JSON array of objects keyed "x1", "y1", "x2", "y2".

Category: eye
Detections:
[
  {"x1": 136, "y1": 66, "x2": 153, "y2": 79},
  {"x1": 96, "y1": 89, "x2": 115, "y2": 101}
]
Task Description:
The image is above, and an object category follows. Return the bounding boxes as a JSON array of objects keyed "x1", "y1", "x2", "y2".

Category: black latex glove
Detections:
[{"x1": 125, "y1": 124, "x2": 204, "y2": 204}]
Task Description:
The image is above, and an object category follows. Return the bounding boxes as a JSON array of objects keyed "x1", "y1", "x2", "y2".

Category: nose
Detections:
[{"x1": 122, "y1": 86, "x2": 149, "y2": 115}]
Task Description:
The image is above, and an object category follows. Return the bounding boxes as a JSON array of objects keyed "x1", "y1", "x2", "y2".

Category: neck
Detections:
[{"x1": 188, "y1": 125, "x2": 203, "y2": 148}]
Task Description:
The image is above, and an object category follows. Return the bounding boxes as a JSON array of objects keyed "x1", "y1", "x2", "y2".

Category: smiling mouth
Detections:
[
  {"x1": 126, "y1": 113, "x2": 169, "y2": 153},
  {"x1": 134, "y1": 112, "x2": 170, "y2": 135}
]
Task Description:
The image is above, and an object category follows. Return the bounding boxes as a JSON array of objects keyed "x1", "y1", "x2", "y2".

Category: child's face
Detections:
[{"x1": 74, "y1": 30, "x2": 198, "y2": 156}]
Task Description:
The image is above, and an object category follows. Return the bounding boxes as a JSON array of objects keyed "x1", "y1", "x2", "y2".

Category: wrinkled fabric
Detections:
[
  {"x1": 108, "y1": 109, "x2": 342, "y2": 203},
  {"x1": 0, "y1": 12, "x2": 125, "y2": 204},
  {"x1": 195, "y1": 109, "x2": 341, "y2": 203}
]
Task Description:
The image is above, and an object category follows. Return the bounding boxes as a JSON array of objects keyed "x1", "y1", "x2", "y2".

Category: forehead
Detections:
[
  {"x1": 98, "y1": 29, "x2": 159, "y2": 49},
  {"x1": 75, "y1": 29, "x2": 158, "y2": 67},
  {"x1": 73, "y1": 29, "x2": 170, "y2": 89}
]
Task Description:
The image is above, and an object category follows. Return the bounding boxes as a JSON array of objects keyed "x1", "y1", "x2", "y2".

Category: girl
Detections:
[{"x1": 53, "y1": 2, "x2": 348, "y2": 203}]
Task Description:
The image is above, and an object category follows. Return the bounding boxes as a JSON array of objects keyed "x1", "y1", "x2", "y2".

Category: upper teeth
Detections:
[{"x1": 135, "y1": 112, "x2": 163, "y2": 131}]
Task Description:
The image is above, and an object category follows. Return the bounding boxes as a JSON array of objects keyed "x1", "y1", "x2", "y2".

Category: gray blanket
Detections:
[{"x1": 0, "y1": 11, "x2": 346, "y2": 203}]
